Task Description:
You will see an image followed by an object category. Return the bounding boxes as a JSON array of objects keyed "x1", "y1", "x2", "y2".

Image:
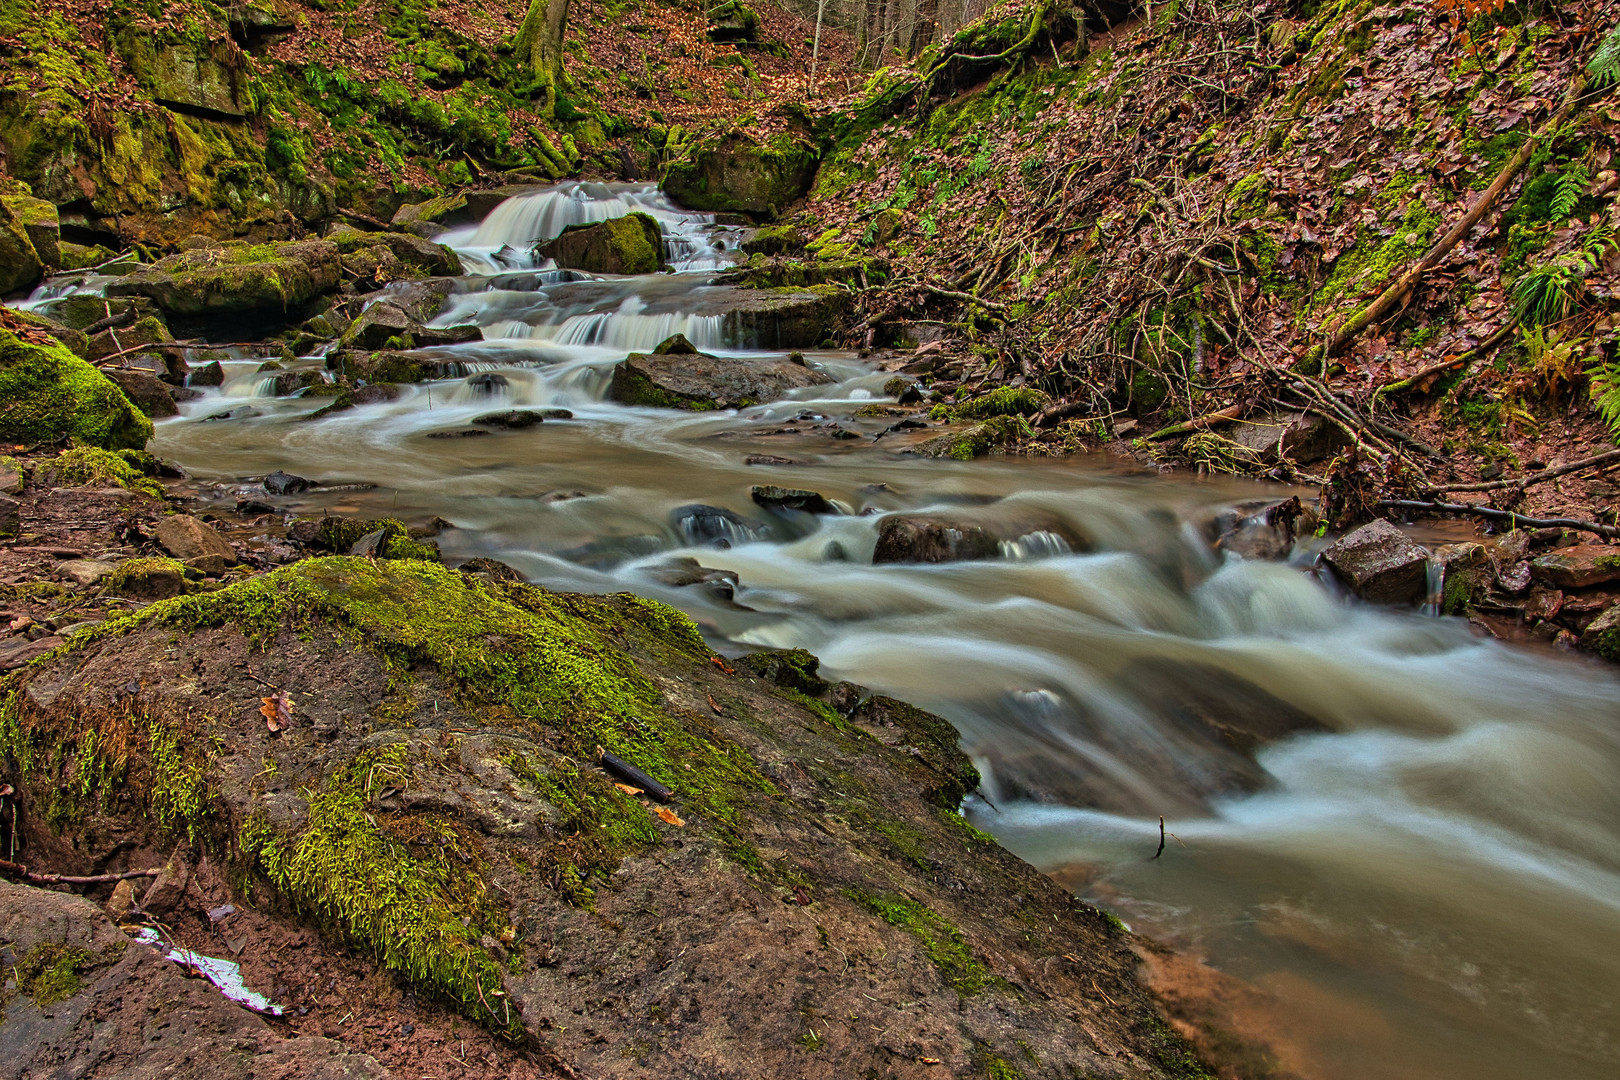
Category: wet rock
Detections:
[
  {"x1": 645, "y1": 556, "x2": 741, "y2": 601},
  {"x1": 349, "y1": 528, "x2": 390, "y2": 557},
  {"x1": 556, "y1": 533, "x2": 666, "y2": 569},
  {"x1": 2, "y1": 193, "x2": 58, "y2": 269},
  {"x1": 341, "y1": 301, "x2": 481, "y2": 350},
  {"x1": 383, "y1": 278, "x2": 455, "y2": 323},
  {"x1": 0, "y1": 879, "x2": 389, "y2": 1078},
  {"x1": 719, "y1": 286, "x2": 850, "y2": 348},
  {"x1": 751, "y1": 484, "x2": 835, "y2": 514},
  {"x1": 154, "y1": 514, "x2": 238, "y2": 565},
  {"x1": 745, "y1": 454, "x2": 801, "y2": 466},
  {"x1": 425, "y1": 428, "x2": 489, "y2": 439},
  {"x1": 0, "y1": 634, "x2": 62, "y2": 669},
  {"x1": 189, "y1": 359, "x2": 224, "y2": 386},
  {"x1": 1320, "y1": 519, "x2": 1429, "y2": 604},
  {"x1": 456, "y1": 557, "x2": 525, "y2": 582},
  {"x1": 873, "y1": 514, "x2": 999, "y2": 564},
  {"x1": 1580, "y1": 604, "x2": 1620, "y2": 660},
  {"x1": 655, "y1": 332, "x2": 698, "y2": 355},
  {"x1": 352, "y1": 383, "x2": 403, "y2": 405},
  {"x1": 330, "y1": 227, "x2": 462, "y2": 285},
  {"x1": 0, "y1": 328, "x2": 153, "y2": 450},
  {"x1": 466, "y1": 372, "x2": 510, "y2": 396},
  {"x1": 185, "y1": 554, "x2": 230, "y2": 577},
  {"x1": 611, "y1": 348, "x2": 833, "y2": 410},
  {"x1": 537, "y1": 213, "x2": 665, "y2": 275},
  {"x1": 883, "y1": 375, "x2": 926, "y2": 404},
  {"x1": 105, "y1": 878, "x2": 137, "y2": 922},
  {"x1": 737, "y1": 648, "x2": 826, "y2": 695},
  {"x1": 1497, "y1": 559, "x2": 1534, "y2": 594},
  {"x1": 1211, "y1": 497, "x2": 1307, "y2": 561},
  {"x1": 671, "y1": 504, "x2": 758, "y2": 546},
  {"x1": 390, "y1": 193, "x2": 474, "y2": 237},
  {"x1": 104, "y1": 369, "x2": 180, "y2": 418},
  {"x1": 1227, "y1": 410, "x2": 1350, "y2": 464},
  {"x1": 472, "y1": 409, "x2": 545, "y2": 429},
  {"x1": 85, "y1": 314, "x2": 170, "y2": 362},
  {"x1": 1528, "y1": 544, "x2": 1620, "y2": 589},
  {"x1": 0, "y1": 493, "x2": 18, "y2": 539},
  {"x1": 264, "y1": 470, "x2": 312, "y2": 495},
  {"x1": 107, "y1": 240, "x2": 341, "y2": 324},
  {"x1": 1435, "y1": 542, "x2": 1492, "y2": 615},
  {"x1": 662, "y1": 130, "x2": 818, "y2": 220}
]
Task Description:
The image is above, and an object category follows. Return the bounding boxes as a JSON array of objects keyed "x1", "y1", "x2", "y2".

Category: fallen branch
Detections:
[
  {"x1": 919, "y1": 283, "x2": 1010, "y2": 313},
  {"x1": 80, "y1": 308, "x2": 136, "y2": 337},
  {"x1": 337, "y1": 207, "x2": 396, "y2": 232},
  {"x1": 1324, "y1": 76, "x2": 1587, "y2": 358},
  {"x1": 0, "y1": 859, "x2": 163, "y2": 885},
  {"x1": 1373, "y1": 317, "x2": 1521, "y2": 399},
  {"x1": 1377, "y1": 499, "x2": 1620, "y2": 540},
  {"x1": 1146, "y1": 403, "x2": 1244, "y2": 441},
  {"x1": 1428, "y1": 449, "x2": 1620, "y2": 494}
]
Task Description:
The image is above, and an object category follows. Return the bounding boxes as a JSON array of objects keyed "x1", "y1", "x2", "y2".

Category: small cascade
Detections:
[
  {"x1": 1422, "y1": 552, "x2": 1445, "y2": 617},
  {"x1": 999, "y1": 530, "x2": 1074, "y2": 561},
  {"x1": 540, "y1": 297, "x2": 727, "y2": 351},
  {"x1": 440, "y1": 181, "x2": 734, "y2": 276}
]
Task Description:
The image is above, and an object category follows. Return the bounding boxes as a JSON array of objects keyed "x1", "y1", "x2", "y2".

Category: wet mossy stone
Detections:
[
  {"x1": 0, "y1": 194, "x2": 59, "y2": 268},
  {"x1": 0, "y1": 328, "x2": 152, "y2": 449},
  {"x1": 662, "y1": 131, "x2": 819, "y2": 221},
  {"x1": 0, "y1": 199, "x2": 42, "y2": 294},
  {"x1": 107, "y1": 241, "x2": 342, "y2": 319},
  {"x1": 537, "y1": 213, "x2": 665, "y2": 275},
  {"x1": 655, "y1": 332, "x2": 698, "y2": 354},
  {"x1": 113, "y1": 28, "x2": 247, "y2": 119}
]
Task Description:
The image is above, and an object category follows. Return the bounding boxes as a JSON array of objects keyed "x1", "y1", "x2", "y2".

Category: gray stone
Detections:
[
  {"x1": 1321, "y1": 519, "x2": 1429, "y2": 604},
  {"x1": 1228, "y1": 410, "x2": 1350, "y2": 464},
  {"x1": 611, "y1": 349, "x2": 833, "y2": 410},
  {"x1": 153, "y1": 514, "x2": 237, "y2": 564}
]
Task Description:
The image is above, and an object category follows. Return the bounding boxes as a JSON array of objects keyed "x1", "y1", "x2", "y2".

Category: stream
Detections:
[{"x1": 28, "y1": 183, "x2": 1620, "y2": 1079}]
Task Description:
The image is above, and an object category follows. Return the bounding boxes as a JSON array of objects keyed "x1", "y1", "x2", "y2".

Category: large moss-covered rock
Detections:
[
  {"x1": 0, "y1": 198, "x2": 42, "y2": 293},
  {"x1": 0, "y1": 556, "x2": 1212, "y2": 1077},
  {"x1": 662, "y1": 131, "x2": 819, "y2": 220},
  {"x1": 0, "y1": 193, "x2": 59, "y2": 267},
  {"x1": 329, "y1": 226, "x2": 463, "y2": 286},
  {"x1": 0, "y1": 327, "x2": 152, "y2": 448},
  {"x1": 610, "y1": 346, "x2": 833, "y2": 409},
  {"x1": 107, "y1": 240, "x2": 341, "y2": 321},
  {"x1": 537, "y1": 212, "x2": 664, "y2": 274},
  {"x1": 389, "y1": 194, "x2": 473, "y2": 237},
  {"x1": 114, "y1": 28, "x2": 248, "y2": 119}
]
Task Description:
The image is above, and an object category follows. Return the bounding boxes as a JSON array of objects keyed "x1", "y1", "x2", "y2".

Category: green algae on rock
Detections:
[
  {"x1": 662, "y1": 130, "x2": 819, "y2": 219},
  {"x1": 0, "y1": 329, "x2": 152, "y2": 450},
  {"x1": 106, "y1": 240, "x2": 342, "y2": 321}
]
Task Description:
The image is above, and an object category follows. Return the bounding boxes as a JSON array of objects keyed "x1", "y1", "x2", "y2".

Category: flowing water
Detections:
[{"x1": 26, "y1": 183, "x2": 1620, "y2": 1079}]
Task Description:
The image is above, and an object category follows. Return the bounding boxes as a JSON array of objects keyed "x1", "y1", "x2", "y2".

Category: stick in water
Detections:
[{"x1": 1154, "y1": 816, "x2": 1166, "y2": 860}]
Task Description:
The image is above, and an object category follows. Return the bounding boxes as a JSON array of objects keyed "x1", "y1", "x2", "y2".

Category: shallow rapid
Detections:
[{"x1": 124, "y1": 183, "x2": 1620, "y2": 1079}]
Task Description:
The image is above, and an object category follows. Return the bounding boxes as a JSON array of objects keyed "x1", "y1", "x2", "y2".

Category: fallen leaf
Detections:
[
  {"x1": 707, "y1": 694, "x2": 723, "y2": 715},
  {"x1": 614, "y1": 782, "x2": 644, "y2": 796},
  {"x1": 709, "y1": 655, "x2": 734, "y2": 675},
  {"x1": 654, "y1": 806, "x2": 685, "y2": 827},
  {"x1": 260, "y1": 689, "x2": 293, "y2": 732}
]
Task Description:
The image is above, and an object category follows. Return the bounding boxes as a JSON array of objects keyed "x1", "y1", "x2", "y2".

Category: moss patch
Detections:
[
  {"x1": 0, "y1": 329, "x2": 152, "y2": 450},
  {"x1": 49, "y1": 446, "x2": 163, "y2": 497},
  {"x1": 845, "y1": 888, "x2": 996, "y2": 995}
]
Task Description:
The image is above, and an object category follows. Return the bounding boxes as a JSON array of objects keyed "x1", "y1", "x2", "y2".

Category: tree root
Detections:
[{"x1": 1377, "y1": 499, "x2": 1620, "y2": 540}]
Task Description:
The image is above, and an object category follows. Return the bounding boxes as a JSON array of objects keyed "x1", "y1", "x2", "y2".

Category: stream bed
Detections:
[{"x1": 50, "y1": 184, "x2": 1620, "y2": 1079}]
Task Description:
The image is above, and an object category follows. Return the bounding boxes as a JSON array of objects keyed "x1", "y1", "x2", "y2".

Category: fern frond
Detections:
[
  {"x1": 1552, "y1": 163, "x2": 1589, "y2": 220},
  {"x1": 1590, "y1": 359, "x2": 1620, "y2": 445},
  {"x1": 1590, "y1": 24, "x2": 1620, "y2": 87}
]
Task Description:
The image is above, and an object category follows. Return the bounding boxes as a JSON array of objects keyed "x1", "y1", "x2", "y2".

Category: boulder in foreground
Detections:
[
  {"x1": 538, "y1": 213, "x2": 665, "y2": 274},
  {"x1": 0, "y1": 557, "x2": 1211, "y2": 1079},
  {"x1": 107, "y1": 240, "x2": 341, "y2": 323},
  {"x1": 0, "y1": 328, "x2": 152, "y2": 449}
]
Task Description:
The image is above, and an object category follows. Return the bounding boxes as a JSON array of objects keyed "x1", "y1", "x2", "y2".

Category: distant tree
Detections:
[{"x1": 515, "y1": 0, "x2": 570, "y2": 115}]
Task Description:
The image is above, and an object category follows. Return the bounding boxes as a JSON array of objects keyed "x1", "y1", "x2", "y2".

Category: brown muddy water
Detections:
[{"x1": 34, "y1": 184, "x2": 1620, "y2": 1079}]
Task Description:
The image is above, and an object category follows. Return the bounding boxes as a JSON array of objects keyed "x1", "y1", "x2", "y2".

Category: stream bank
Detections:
[{"x1": 2, "y1": 182, "x2": 1620, "y2": 1080}]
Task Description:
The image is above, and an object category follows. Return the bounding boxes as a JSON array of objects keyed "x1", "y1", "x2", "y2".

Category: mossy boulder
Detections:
[
  {"x1": 662, "y1": 131, "x2": 819, "y2": 220},
  {"x1": 0, "y1": 199, "x2": 42, "y2": 294},
  {"x1": 0, "y1": 556, "x2": 1212, "y2": 1076},
  {"x1": 906, "y1": 415, "x2": 1029, "y2": 460},
  {"x1": 329, "y1": 227, "x2": 463, "y2": 286},
  {"x1": 106, "y1": 240, "x2": 341, "y2": 326},
  {"x1": 706, "y1": 0, "x2": 759, "y2": 42},
  {"x1": 114, "y1": 28, "x2": 248, "y2": 119},
  {"x1": 389, "y1": 194, "x2": 473, "y2": 238},
  {"x1": 0, "y1": 194, "x2": 59, "y2": 267},
  {"x1": 0, "y1": 328, "x2": 152, "y2": 449},
  {"x1": 537, "y1": 212, "x2": 664, "y2": 274}
]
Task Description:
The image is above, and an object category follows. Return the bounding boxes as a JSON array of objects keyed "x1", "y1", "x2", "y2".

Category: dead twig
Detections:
[
  {"x1": 1378, "y1": 500, "x2": 1620, "y2": 540},
  {"x1": 1428, "y1": 449, "x2": 1620, "y2": 494},
  {"x1": 0, "y1": 859, "x2": 163, "y2": 885}
]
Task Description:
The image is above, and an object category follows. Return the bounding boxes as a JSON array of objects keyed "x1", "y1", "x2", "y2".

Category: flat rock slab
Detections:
[
  {"x1": 1530, "y1": 544, "x2": 1620, "y2": 589},
  {"x1": 1321, "y1": 519, "x2": 1429, "y2": 604},
  {"x1": 0, "y1": 879, "x2": 388, "y2": 1080},
  {"x1": 610, "y1": 349, "x2": 832, "y2": 409},
  {"x1": 108, "y1": 241, "x2": 341, "y2": 318}
]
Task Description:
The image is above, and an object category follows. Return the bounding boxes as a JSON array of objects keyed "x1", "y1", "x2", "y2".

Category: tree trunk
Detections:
[{"x1": 515, "y1": 0, "x2": 571, "y2": 116}]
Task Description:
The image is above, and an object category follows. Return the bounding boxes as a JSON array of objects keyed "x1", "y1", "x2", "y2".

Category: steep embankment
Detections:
[{"x1": 783, "y1": 0, "x2": 1620, "y2": 526}]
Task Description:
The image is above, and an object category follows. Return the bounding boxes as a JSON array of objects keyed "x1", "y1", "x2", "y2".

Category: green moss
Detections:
[
  {"x1": 50, "y1": 445, "x2": 163, "y2": 497},
  {"x1": 612, "y1": 364, "x2": 718, "y2": 410},
  {"x1": 14, "y1": 942, "x2": 93, "y2": 1006},
  {"x1": 981, "y1": 1054, "x2": 1027, "y2": 1080},
  {"x1": 1313, "y1": 204, "x2": 1441, "y2": 313},
  {"x1": 915, "y1": 415, "x2": 1030, "y2": 460},
  {"x1": 0, "y1": 329, "x2": 151, "y2": 450},
  {"x1": 1132, "y1": 370, "x2": 1170, "y2": 411},
  {"x1": 101, "y1": 556, "x2": 191, "y2": 596},
  {"x1": 148, "y1": 721, "x2": 209, "y2": 839},
  {"x1": 845, "y1": 888, "x2": 995, "y2": 995},
  {"x1": 949, "y1": 387, "x2": 1050, "y2": 420}
]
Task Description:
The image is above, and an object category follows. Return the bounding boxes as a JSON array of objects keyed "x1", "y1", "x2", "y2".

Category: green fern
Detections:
[
  {"x1": 1590, "y1": 25, "x2": 1620, "y2": 87},
  {"x1": 1513, "y1": 259, "x2": 1583, "y2": 325},
  {"x1": 1551, "y1": 163, "x2": 1589, "y2": 220},
  {"x1": 1590, "y1": 358, "x2": 1620, "y2": 445}
]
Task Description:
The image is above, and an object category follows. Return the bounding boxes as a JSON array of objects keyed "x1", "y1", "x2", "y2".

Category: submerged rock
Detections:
[
  {"x1": 610, "y1": 347, "x2": 832, "y2": 410},
  {"x1": 751, "y1": 484, "x2": 835, "y2": 514},
  {"x1": 341, "y1": 301, "x2": 481, "y2": 350},
  {"x1": 0, "y1": 328, "x2": 152, "y2": 450},
  {"x1": 537, "y1": 212, "x2": 665, "y2": 275},
  {"x1": 873, "y1": 514, "x2": 999, "y2": 564},
  {"x1": 0, "y1": 557, "x2": 1208, "y2": 1076},
  {"x1": 1320, "y1": 519, "x2": 1429, "y2": 604}
]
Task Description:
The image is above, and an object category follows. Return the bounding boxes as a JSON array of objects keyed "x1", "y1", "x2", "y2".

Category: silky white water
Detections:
[{"x1": 119, "y1": 183, "x2": 1620, "y2": 1079}]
